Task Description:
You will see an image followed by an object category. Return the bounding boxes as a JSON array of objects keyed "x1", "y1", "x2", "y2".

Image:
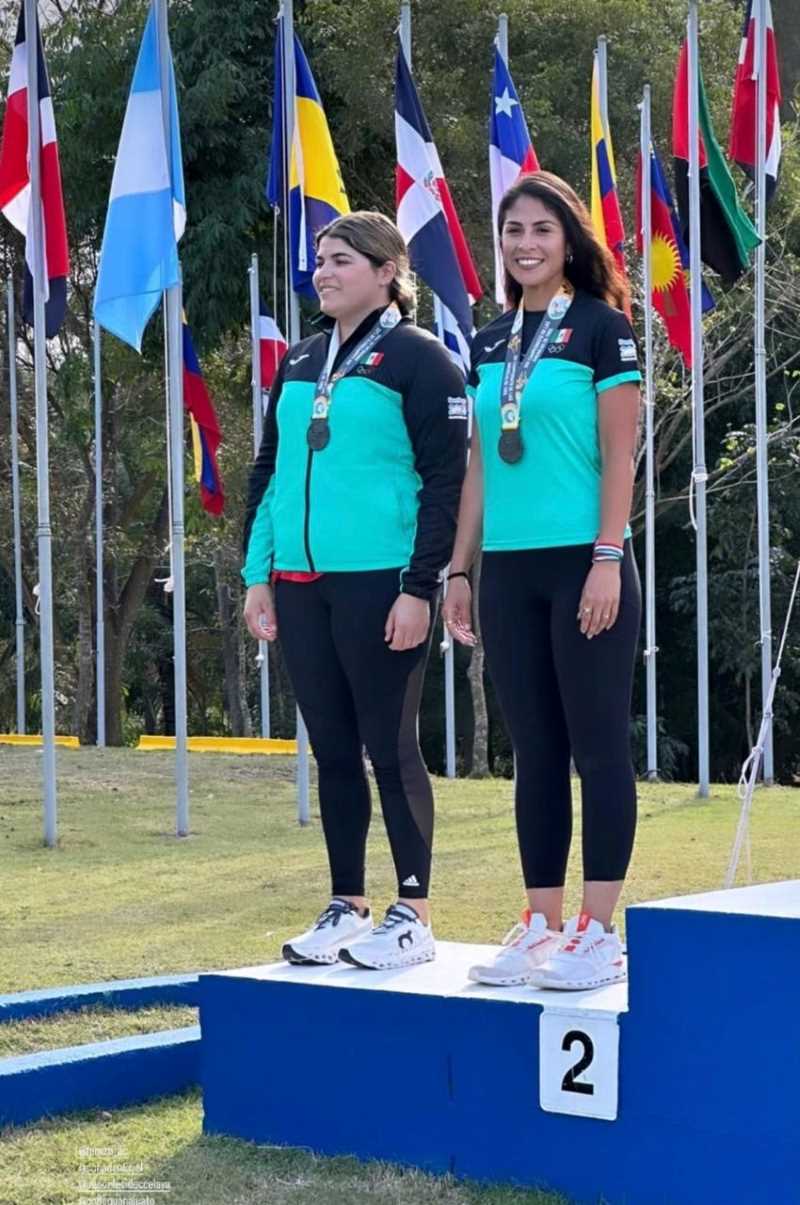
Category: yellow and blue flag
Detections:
[
  {"x1": 266, "y1": 21, "x2": 349, "y2": 297},
  {"x1": 590, "y1": 54, "x2": 627, "y2": 286}
]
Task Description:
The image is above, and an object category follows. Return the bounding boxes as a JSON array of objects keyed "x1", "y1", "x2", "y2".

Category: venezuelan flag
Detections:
[
  {"x1": 590, "y1": 54, "x2": 627, "y2": 284},
  {"x1": 182, "y1": 317, "x2": 224, "y2": 516},
  {"x1": 266, "y1": 21, "x2": 349, "y2": 297}
]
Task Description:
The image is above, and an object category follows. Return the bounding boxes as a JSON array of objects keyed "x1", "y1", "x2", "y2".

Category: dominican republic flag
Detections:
[
  {"x1": 182, "y1": 317, "x2": 224, "y2": 516},
  {"x1": 0, "y1": 2, "x2": 69, "y2": 338},
  {"x1": 94, "y1": 2, "x2": 185, "y2": 350},
  {"x1": 636, "y1": 141, "x2": 714, "y2": 368},
  {"x1": 729, "y1": 0, "x2": 782, "y2": 202},
  {"x1": 673, "y1": 39, "x2": 759, "y2": 286},
  {"x1": 259, "y1": 298, "x2": 287, "y2": 393},
  {"x1": 395, "y1": 43, "x2": 477, "y2": 369},
  {"x1": 266, "y1": 18, "x2": 349, "y2": 298},
  {"x1": 490, "y1": 48, "x2": 539, "y2": 305},
  {"x1": 590, "y1": 53, "x2": 627, "y2": 287}
]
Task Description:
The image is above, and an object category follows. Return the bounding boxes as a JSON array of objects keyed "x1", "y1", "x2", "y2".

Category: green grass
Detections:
[
  {"x1": 0, "y1": 747, "x2": 797, "y2": 1204},
  {"x1": 0, "y1": 1004, "x2": 197, "y2": 1058},
  {"x1": 0, "y1": 1091, "x2": 568, "y2": 1205}
]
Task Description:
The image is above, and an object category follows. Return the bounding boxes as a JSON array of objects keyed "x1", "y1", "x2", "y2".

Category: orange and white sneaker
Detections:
[
  {"x1": 468, "y1": 910, "x2": 562, "y2": 986},
  {"x1": 530, "y1": 912, "x2": 626, "y2": 991}
]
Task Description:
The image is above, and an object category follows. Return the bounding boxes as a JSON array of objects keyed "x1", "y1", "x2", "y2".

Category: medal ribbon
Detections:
[
  {"x1": 309, "y1": 303, "x2": 402, "y2": 442},
  {"x1": 498, "y1": 283, "x2": 574, "y2": 459}
]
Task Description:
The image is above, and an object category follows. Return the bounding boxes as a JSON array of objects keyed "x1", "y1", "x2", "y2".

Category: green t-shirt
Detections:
[{"x1": 468, "y1": 291, "x2": 641, "y2": 552}]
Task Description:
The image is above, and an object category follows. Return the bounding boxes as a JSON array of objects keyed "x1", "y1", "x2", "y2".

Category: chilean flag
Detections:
[
  {"x1": 0, "y1": 2, "x2": 69, "y2": 338},
  {"x1": 182, "y1": 318, "x2": 224, "y2": 516},
  {"x1": 259, "y1": 298, "x2": 287, "y2": 393},
  {"x1": 729, "y1": 0, "x2": 782, "y2": 202},
  {"x1": 490, "y1": 48, "x2": 539, "y2": 305},
  {"x1": 395, "y1": 42, "x2": 478, "y2": 346}
]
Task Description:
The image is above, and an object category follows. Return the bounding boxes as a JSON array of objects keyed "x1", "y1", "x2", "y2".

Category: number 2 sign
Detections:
[{"x1": 539, "y1": 1009, "x2": 621, "y2": 1121}]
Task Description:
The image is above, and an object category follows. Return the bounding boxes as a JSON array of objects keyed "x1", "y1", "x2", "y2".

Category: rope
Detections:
[{"x1": 724, "y1": 559, "x2": 800, "y2": 888}]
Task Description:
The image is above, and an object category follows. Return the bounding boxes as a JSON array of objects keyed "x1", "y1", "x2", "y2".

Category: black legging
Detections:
[
  {"x1": 479, "y1": 543, "x2": 641, "y2": 887},
  {"x1": 275, "y1": 570, "x2": 434, "y2": 900}
]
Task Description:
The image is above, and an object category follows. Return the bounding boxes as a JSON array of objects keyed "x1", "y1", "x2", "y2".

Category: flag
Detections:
[
  {"x1": 93, "y1": 3, "x2": 186, "y2": 351},
  {"x1": 590, "y1": 54, "x2": 627, "y2": 283},
  {"x1": 0, "y1": 2, "x2": 69, "y2": 338},
  {"x1": 729, "y1": 0, "x2": 782, "y2": 201},
  {"x1": 182, "y1": 317, "x2": 223, "y2": 515},
  {"x1": 259, "y1": 298, "x2": 287, "y2": 391},
  {"x1": 394, "y1": 44, "x2": 475, "y2": 347},
  {"x1": 489, "y1": 48, "x2": 539, "y2": 306},
  {"x1": 636, "y1": 141, "x2": 714, "y2": 368},
  {"x1": 266, "y1": 19, "x2": 349, "y2": 298},
  {"x1": 672, "y1": 39, "x2": 759, "y2": 286}
]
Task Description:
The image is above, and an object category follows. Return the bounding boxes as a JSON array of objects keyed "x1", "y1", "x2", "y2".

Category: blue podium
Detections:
[{"x1": 200, "y1": 882, "x2": 799, "y2": 1204}]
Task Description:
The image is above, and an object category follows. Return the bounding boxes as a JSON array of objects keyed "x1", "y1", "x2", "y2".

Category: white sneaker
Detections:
[
  {"x1": 468, "y1": 910, "x2": 562, "y2": 986},
  {"x1": 282, "y1": 898, "x2": 372, "y2": 965},
  {"x1": 339, "y1": 902, "x2": 435, "y2": 969},
  {"x1": 530, "y1": 913, "x2": 626, "y2": 991}
]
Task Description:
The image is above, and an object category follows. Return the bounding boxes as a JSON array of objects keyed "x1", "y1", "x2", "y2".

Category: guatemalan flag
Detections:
[
  {"x1": 395, "y1": 44, "x2": 477, "y2": 374},
  {"x1": 0, "y1": 1, "x2": 69, "y2": 338},
  {"x1": 259, "y1": 298, "x2": 287, "y2": 395},
  {"x1": 266, "y1": 19, "x2": 349, "y2": 298},
  {"x1": 489, "y1": 48, "x2": 539, "y2": 306},
  {"x1": 93, "y1": 2, "x2": 186, "y2": 351},
  {"x1": 729, "y1": 0, "x2": 782, "y2": 202},
  {"x1": 182, "y1": 316, "x2": 224, "y2": 516},
  {"x1": 590, "y1": 53, "x2": 627, "y2": 286}
]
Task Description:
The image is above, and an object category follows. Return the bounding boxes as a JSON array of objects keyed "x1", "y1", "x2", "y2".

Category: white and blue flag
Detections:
[{"x1": 94, "y1": 2, "x2": 186, "y2": 351}]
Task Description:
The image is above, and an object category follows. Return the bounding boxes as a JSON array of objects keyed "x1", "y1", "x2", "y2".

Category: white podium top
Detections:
[
  {"x1": 630, "y1": 879, "x2": 800, "y2": 919},
  {"x1": 215, "y1": 940, "x2": 628, "y2": 1018}
]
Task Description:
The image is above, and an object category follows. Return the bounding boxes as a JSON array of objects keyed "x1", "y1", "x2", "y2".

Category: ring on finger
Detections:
[{"x1": 582, "y1": 606, "x2": 592, "y2": 615}]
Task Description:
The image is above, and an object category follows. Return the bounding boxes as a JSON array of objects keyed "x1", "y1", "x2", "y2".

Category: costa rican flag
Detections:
[
  {"x1": 394, "y1": 42, "x2": 477, "y2": 353},
  {"x1": 0, "y1": 1, "x2": 69, "y2": 338},
  {"x1": 258, "y1": 298, "x2": 287, "y2": 393},
  {"x1": 729, "y1": 0, "x2": 782, "y2": 202},
  {"x1": 489, "y1": 48, "x2": 539, "y2": 305}
]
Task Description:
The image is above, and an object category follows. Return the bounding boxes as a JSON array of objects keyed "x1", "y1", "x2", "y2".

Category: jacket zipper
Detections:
[{"x1": 303, "y1": 449, "x2": 316, "y2": 571}]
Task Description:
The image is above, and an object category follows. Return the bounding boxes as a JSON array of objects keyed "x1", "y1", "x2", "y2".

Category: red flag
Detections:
[
  {"x1": 728, "y1": 0, "x2": 782, "y2": 201},
  {"x1": 182, "y1": 320, "x2": 224, "y2": 516},
  {"x1": 0, "y1": 2, "x2": 68, "y2": 337},
  {"x1": 259, "y1": 299, "x2": 287, "y2": 392},
  {"x1": 636, "y1": 143, "x2": 694, "y2": 367}
]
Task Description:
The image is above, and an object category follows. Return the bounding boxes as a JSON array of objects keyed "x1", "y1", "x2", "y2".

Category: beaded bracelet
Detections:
[{"x1": 593, "y1": 541, "x2": 624, "y2": 564}]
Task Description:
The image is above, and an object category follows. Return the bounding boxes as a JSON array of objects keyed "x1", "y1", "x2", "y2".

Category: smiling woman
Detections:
[
  {"x1": 443, "y1": 171, "x2": 643, "y2": 993},
  {"x1": 241, "y1": 211, "x2": 468, "y2": 973}
]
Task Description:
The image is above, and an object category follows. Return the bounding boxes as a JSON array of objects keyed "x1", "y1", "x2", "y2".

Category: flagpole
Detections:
[
  {"x1": 688, "y1": 1, "x2": 710, "y2": 797},
  {"x1": 282, "y1": 0, "x2": 310, "y2": 824},
  {"x1": 597, "y1": 34, "x2": 609, "y2": 131},
  {"x1": 640, "y1": 86, "x2": 658, "y2": 782},
  {"x1": 249, "y1": 252, "x2": 270, "y2": 739},
  {"x1": 400, "y1": 1, "x2": 411, "y2": 66},
  {"x1": 156, "y1": 0, "x2": 189, "y2": 836},
  {"x1": 93, "y1": 319, "x2": 106, "y2": 747},
  {"x1": 497, "y1": 13, "x2": 508, "y2": 62},
  {"x1": 25, "y1": 0, "x2": 57, "y2": 845},
  {"x1": 754, "y1": 0, "x2": 773, "y2": 783},
  {"x1": 8, "y1": 274, "x2": 25, "y2": 735}
]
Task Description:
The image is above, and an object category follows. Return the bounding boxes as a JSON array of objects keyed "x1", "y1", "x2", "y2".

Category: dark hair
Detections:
[
  {"x1": 497, "y1": 171, "x2": 629, "y2": 312},
  {"x1": 314, "y1": 210, "x2": 416, "y2": 317}
]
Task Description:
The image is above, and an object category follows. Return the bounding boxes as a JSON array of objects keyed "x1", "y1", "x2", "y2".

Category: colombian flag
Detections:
[
  {"x1": 266, "y1": 21, "x2": 349, "y2": 297},
  {"x1": 590, "y1": 54, "x2": 627, "y2": 285},
  {"x1": 182, "y1": 317, "x2": 224, "y2": 516}
]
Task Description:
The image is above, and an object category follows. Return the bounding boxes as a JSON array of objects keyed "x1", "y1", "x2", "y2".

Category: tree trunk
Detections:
[
  {"x1": 74, "y1": 544, "x2": 94, "y2": 742},
  {"x1": 105, "y1": 489, "x2": 170, "y2": 745},
  {"x1": 467, "y1": 552, "x2": 490, "y2": 778},
  {"x1": 213, "y1": 547, "x2": 246, "y2": 736}
]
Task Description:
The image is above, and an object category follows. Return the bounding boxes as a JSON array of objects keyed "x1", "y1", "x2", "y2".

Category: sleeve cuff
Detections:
[{"x1": 596, "y1": 370, "x2": 642, "y2": 393}]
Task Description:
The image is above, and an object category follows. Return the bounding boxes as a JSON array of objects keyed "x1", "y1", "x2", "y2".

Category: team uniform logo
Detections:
[
  {"x1": 618, "y1": 338, "x2": 638, "y2": 363},
  {"x1": 448, "y1": 396, "x2": 468, "y2": 420},
  {"x1": 547, "y1": 328, "x2": 573, "y2": 354}
]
